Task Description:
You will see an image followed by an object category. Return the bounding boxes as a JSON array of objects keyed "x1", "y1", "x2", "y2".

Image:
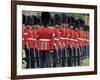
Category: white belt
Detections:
[
  {"x1": 60, "y1": 37, "x2": 69, "y2": 40},
  {"x1": 78, "y1": 38, "x2": 84, "y2": 40},
  {"x1": 27, "y1": 38, "x2": 36, "y2": 40},
  {"x1": 39, "y1": 39, "x2": 51, "y2": 41},
  {"x1": 65, "y1": 38, "x2": 69, "y2": 40},
  {"x1": 74, "y1": 39, "x2": 78, "y2": 41},
  {"x1": 24, "y1": 33, "x2": 28, "y2": 35},
  {"x1": 69, "y1": 39, "x2": 74, "y2": 40},
  {"x1": 60, "y1": 37, "x2": 66, "y2": 40},
  {"x1": 54, "y1": 38, "x2": 59, "y2": 41},
  {"x1": 84, "y1": 39, "x2": 89, "y2": 41},
  {"x1": 69, "y1": 39, "x2": 78, "y2": 41}
]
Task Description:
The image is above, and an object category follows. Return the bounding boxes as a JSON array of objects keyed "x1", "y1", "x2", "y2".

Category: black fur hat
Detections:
[
  {"x1": 67, "y1": 16, "x2": 71, "y2": 24},
  {"x1": 54, "y1": 14, "x2": 61, "y2": 25},
  {"x1": 74, "y1": 19, "x2": 81, "y2": 29},
  {"x1": 49, "y1": 17, "x2": 55, "y2": 26},
  {"x1": 61, "y1": 13, "x2": 67, "y2": 23},
  {"x1": 81, "y1": 20, "x2": 85, "y2": 27},
  {"x1": 37, "y1": 16, "x2": 41, "y2": 25},
  {"x1": 26, "y1": 16, "x2": 34, "y2": 26},
  {"x1": 41, "y1": 12, "x2": 51, "y2": 26},
  {"x1": 22, "y1": 14, "x2": 27, "y2": 25},
  {"x1": 78, "y1": 19, "x2": 85, "y2": 27},
  {"x1": 66, "y1": 16, "x2": 70, "y2": 24},
  {"x1": 85, "y1": 25, "x2": 89, "y2": 31},
  {"x1": 69, "y1": 16, "x2": 75, "y2": 27},
  {"x1": 32, "y1": 16, "x2": 38, "y2": 25}
]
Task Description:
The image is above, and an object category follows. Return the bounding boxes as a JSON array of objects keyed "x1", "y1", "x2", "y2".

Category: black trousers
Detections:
[
  {"x1": 67, "y1": 46, "x2": 73, "y2": 67},
  {"x1": 52, "y1": 49, "x2": 59, "y2": 67},
  {"x1": 57, "y1": 48, "x2": 62, "y2": 67},
  {"x1": 73, "y1": 47, "x2": 77, "y2": 66},
  {"x1": 61, "y1": 48, "x2": 66, "y2": 67},
  {"x1": 76, "y1": 48, "x2": 80, "y2": 66},
  {"x1": 39, "y1": 50, "x2": 51, "y2": 68},
  {"x1": 35, "y1": 48, "x2": 40, "y2": 68},
  {"x1": 24, "y1": 47, "x2": 30, "y2": 68},
  {"x1": 79, "y1": 46, "x2": 83, "y2": 65},
  {"x1": 30, "y1": 48, "x2": 36, "y2": 68},
  {"x1": 87, "y1": 45, "x2": 89, "y2": 58},
  {"x1": 84, "y1": 45, "x2": 89, "y2": 58}
]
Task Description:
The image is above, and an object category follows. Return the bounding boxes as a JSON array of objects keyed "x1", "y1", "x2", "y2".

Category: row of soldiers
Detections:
[{"x1": 22, "y1": 12, "x2": 89, "y2": 68}]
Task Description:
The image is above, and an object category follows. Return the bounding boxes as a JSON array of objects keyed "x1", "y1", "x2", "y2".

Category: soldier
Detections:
[
  {"x1": 77, "y1": 19, "x2": 85, "y2": 65},
  {"x1": 22, "y1": 15, "x2": 32, "y2": 68},
  {"x1": 26, "y1": 15, "x2": 37, "y2": 68},
  {"x1": 52, "y1": 14, "x2": 61, "y2": 67},
  {"x1": 22, "y1": 15, "x2": 26, "y2": 51},
  {"x1": 46, "y1": 17, "x2": 55, "y2": 67},
  {"x1": 73, "y1": 20, "x2": 80, "y2": 66},
  {"x1": 62, "y1": 15, "x2": 71, "y2": 67},
  {"x1": 31, "y1": 16, "x2": 39, "y2": 67},
  {"x1": 59, "y1": 13, "x2": 70, "y2": 67},
  {"x1": 84, "y1": 25, "x2": 89, "y2": 58},
  {"x1": 81, "y1": 23, "x2": 86, "y2": 60},
  {"x1": 87, "y1": 26, "x2": 89, "y2": 58},
  {"x1": 37, "y1": 12, "x2": 54, "y2": 68},
  {"x1": 68, "y1": 16, "x2": 75, "y2": 66},
  {"x1": 22, "y1": 14, "x2": 28, "y2": 68}
]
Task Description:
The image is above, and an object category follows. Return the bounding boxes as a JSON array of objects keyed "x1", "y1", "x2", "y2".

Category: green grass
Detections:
[{"x1": 81, "y1": 58, "x2": 89, "y2": 66}]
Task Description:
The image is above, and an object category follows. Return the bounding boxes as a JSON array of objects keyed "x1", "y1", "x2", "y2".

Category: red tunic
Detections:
[
  {"x1": 82, "y1": 32, "x2": 85, "y2": 46},
  {"x1": 78, "y1": 31, "x2": 84, "y2": 47},
  {"x1": 22, "y1": 27, "x2": 30, "y2": 48},
  {"x1": 65, "y1": 28, "x2": 70, "y2": 48},
  {"x1": 59, "y1": 27, "x2": 67, "y2": 48},
  {"x1": 37, "y1": 27, "x2": 54, "y2": 51},
  {"x1": 69, "y1": 29, "x2": 75, "y2": 48},
  {"x1": 74, "y1": 30, "x2": 79, "y2": 48},
  {"x1": 32, "y1": 28, "x2": 38, "y2": 48},
  {"x1": 27, "y1": 29, "x2": 35, "y2": 48},
  {"x1": 86, "y1": 32, "x2": 89, "y2": 46},
  {"x1": 53, "y1": 28, "x2": 60, "y2": 49}
]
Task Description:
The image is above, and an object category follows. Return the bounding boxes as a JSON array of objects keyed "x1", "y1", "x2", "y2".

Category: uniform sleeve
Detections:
[{"x1": 36, "y1": 29, "x2": 40, "y2": 40}]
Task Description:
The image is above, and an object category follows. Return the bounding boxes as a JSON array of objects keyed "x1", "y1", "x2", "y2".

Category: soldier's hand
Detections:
[{"x1": 50, "y1": 50, "x2": 54, "y2": 53}]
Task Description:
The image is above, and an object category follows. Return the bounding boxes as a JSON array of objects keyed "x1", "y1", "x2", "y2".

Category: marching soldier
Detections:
[
  {"x1": 77, "y1": 19, "x2": 85, "y2": 65},
  {"x1": 59, "y1": 14, "x2": 69, "y2": 67},
  {"x1": 37, "y1": 12, "x2": 54, "y2": 68},
  {"x1": 22, "y1": 15, "x2": 26, "y2": 50},
  {"x1": 68, "y1": 16, "x2": 75, "y2": 66},
  {"x1": 54, "y1": 14, "x2": 65, "y2": 67},
  {"x1": 53, "y1": 14, "x2": 61, "y2": 67},
  {"x1": 62, "y1": 15, "x2": 71, "y2": 67},
  {"x1": 32, "y1": 16, "x2": 42, "y2": 68},
  {"x1": 87, "y1": 27, "x2": 89, "y2": 58},
  {"x1": 26, "y1": 16, "x2": 37, "y2": 68},
  {"x1": 22, "y1": 15, "x2": 32, "y2": 68},
  {"x1": 47, "y1": 17, "x2": 55, "y2": 67},
  {"x1": 84, "y1": 25, "x2": 89, "y2": 58},
  {"x1": 73, "y1": 20, "x2": 80, "y2": 66}
]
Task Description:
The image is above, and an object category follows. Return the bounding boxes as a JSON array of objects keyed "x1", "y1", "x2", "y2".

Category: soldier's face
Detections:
[
  {"x1": 55, "y1": 25, "x2": 59, "y2": 27},
  {"x1": 66, "y1": 24, "x2": 69, "y2": 27},
  {"x1": 37, "y1": 25, "x2": 40, "y2": 27},
  {"x1": 62, "y1": 23, "x2": 66, "y2": 27},
  {"x1": 79, "y1": 27, "x2": 83, "y2": 31},
  {"x1": 75, "y1": 28, "x2": 78, "y2": 31},
  {"x1": 70, "y1": 25, "x2": 74, "y2": 29}
]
